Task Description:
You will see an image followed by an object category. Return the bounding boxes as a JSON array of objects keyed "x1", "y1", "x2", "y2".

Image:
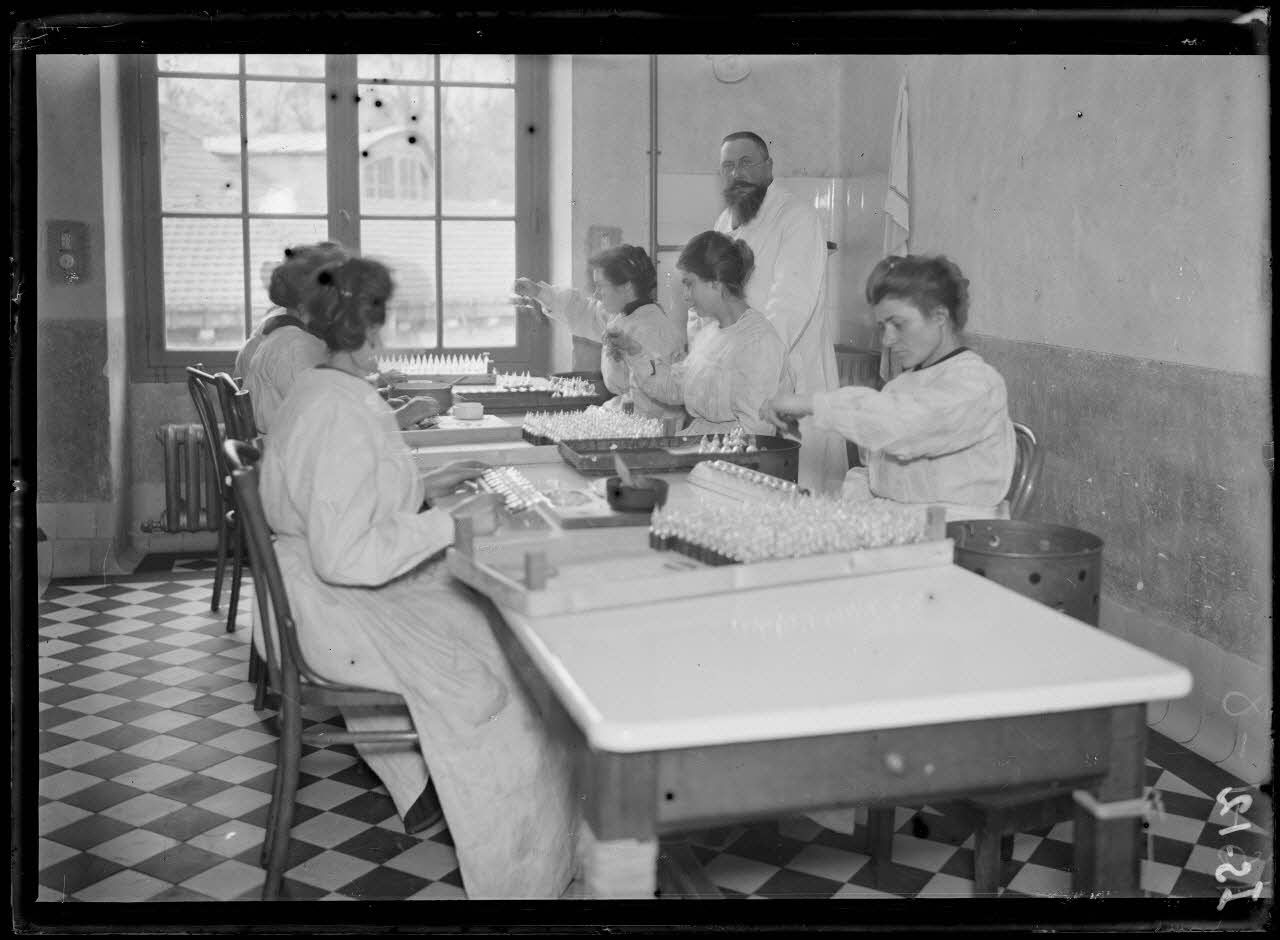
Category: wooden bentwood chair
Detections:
[
  {"x1": 865, "y1": 420, "x2": 1068, "y2": 895},
  {"x1": 224, "y1": 439, "x2": 421, "y2": 900},
  {"x1": 186, "y1": 367, "x2": 247, "y2": 633}
]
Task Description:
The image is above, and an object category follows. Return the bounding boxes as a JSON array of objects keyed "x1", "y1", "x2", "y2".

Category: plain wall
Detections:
[{"x1": 896, "y1": 54, "x2": 1270, "y2": 781}]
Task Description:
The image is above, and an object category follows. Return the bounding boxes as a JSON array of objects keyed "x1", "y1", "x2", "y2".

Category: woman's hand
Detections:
[
  {"x1": 603, "y1": 327, "x2": 642, "y2": 359},
  {"x1": 511, "y1": 277, "x2": 546, "y2": 316},
  {"x1": 394, "y1": 396, "x2": 442, "y2": 430},
  {"x1": 759, "y1": 393, "x2": 814, "y2": 439},
  {"x1": 377, "y1": 369, "x2": 407, "y2": 388},
  {"x1": 422, "y1": 460, "x2": 490, "y2": 502}
]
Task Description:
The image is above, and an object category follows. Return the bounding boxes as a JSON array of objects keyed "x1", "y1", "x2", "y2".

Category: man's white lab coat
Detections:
[{"x1": 714, "y1": 183, "x2": 848, "y2": 493}]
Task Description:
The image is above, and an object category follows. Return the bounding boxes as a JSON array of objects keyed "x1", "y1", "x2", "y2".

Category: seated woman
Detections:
[
  {"x1": 761, "y1": 254, "x2": 1015, "y2": 520},
  {"x1": 512, "y1": 245, "x2": 686, "y2": 422},
  {"x1": 243, "y1": 242, "x2": 436, "y2": 434},
  {"x1": 259, "y1": 257, "x2": 577, "y2": 899},
  {"x1": 606, "y1": 231, "x2": 787, "y2": 436}
]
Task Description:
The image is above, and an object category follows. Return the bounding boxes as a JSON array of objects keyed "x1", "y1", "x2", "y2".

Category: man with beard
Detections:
[{"x1": 707, "y1": 130, "x2": 847, "y2": 494}]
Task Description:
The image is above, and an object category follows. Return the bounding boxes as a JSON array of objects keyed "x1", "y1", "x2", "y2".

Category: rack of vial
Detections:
[
  {"x1": 693, "y1": 427, "x2": 758, "y2": 454},
  {"x1": 479, "y1": 373, "x2": 598, "y2": 397},
  {"x1": 650, "y1": 492, "x2": 927, "y2": 565},
  {"x1": 477, "y1": 466, "x2": 547, "y2": 513},
  {"x1": 523, "y1": 406, "x2": 667, "y2": 444},
  {"x1": 378, "y1": 353, "x2": 492, "y2": 376},
  {"x1": 687, "y1": 460, "x2": 801, "y2": 505}
]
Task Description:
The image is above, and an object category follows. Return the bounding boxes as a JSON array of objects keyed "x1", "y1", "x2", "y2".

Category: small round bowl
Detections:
[{"x1": 605, "y1": 475, "x2": 669, "y2": 512}]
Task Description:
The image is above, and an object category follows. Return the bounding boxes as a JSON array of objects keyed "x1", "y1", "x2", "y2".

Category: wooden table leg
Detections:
[
  {"x1": 578, "y1": 822, "x2": 658, "y2": 898},
  {"x1": 577, "y1": 749, "x2": 660, "y2": 898},
  {"x1": 1072, "y1": 705, "x2": 1147, "y2": 896}
]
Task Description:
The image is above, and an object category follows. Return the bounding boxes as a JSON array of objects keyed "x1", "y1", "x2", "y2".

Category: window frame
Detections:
[{"x1": 121, "y1": 53, "x2": 549, "y2": 382}]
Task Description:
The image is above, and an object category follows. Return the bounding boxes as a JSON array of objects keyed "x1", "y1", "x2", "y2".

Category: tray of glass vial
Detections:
[
  {"x1": 455, "y1": 373, "x2": 610, "y2": 413},
  {"x1": 557, "y1": 434, "x2": 800, "y2": 480}
]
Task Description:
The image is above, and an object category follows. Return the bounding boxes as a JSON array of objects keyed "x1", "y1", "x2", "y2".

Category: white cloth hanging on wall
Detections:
[{"x1": 880, "y1": 73, "x2": 911, "y2": 384}]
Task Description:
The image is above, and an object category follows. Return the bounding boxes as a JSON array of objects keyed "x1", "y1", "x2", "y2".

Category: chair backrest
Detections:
[
  {"x1": 224, "y1": 438, "x2": 386, "y2": 698},
  {"x1": 214, "y1": 372, "x2": 258, "y2": 441},
  {"x1": 187, "y1": 366, "x2": 232, "y2": 502},
  {"x1": 1007, "y1": 422, "x2": 1044, "y2": 520}
]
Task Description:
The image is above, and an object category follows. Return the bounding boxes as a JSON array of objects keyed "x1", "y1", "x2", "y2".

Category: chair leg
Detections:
[
  {"x1": 211, "y1": 515, "x2": 229, "y2": 613},
  {"x1": 973, "y1": 823, "x2": 1004, "y2": 897},
  {"x1": 262, "y1": 701, "x2": 302, "y2": 898},
  {"x1": 253, "y1": 658, "x2": 270, "y2": 712},
  {"x1": 866, "y1": 807, "x2": 896, "y2": 890},
  {"x1": 226, "y1": 523, "x2": 245, "y2": 633}
]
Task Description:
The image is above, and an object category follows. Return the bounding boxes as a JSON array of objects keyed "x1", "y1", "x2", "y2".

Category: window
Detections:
[{"x1": 123, "y1": 53, "x2": 547, "y2": 378}]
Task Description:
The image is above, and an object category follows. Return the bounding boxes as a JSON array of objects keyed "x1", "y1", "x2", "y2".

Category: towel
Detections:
[{"x1": 879, "y1": 73, "x2": 911, "y2": 384}]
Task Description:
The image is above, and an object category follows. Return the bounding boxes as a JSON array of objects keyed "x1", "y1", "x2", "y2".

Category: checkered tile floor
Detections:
[{"x1": 31, "y1": 555, "x2": 1273, "y2": 902}]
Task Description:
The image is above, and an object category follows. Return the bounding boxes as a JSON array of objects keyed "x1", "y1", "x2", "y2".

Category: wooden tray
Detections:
[
  {"x1": 400, "y1": 415, "x2": 524, "y2": 447},
  {"x1": 556, "y1": 436, "x2": 802, "y2": 481},
  {"x1": 454, "y1": 389, "x2": 610, "y2": 414},
  {"x1": 446, "y1": 510, "x2": 952, "y2": 617}
]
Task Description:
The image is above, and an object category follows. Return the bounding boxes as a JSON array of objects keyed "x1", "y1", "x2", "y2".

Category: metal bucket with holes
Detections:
[{"x1": 947, "y1": 519, "x2": 1104, "y2": 626}]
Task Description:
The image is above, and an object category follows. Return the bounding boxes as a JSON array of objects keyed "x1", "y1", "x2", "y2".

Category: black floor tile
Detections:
[
  {"x1": 331, "y1": 791, "x2": 399, "y2": 826},
  {"x1": 338, "y1": 866, "x2": 432, "y2": 900},
  {"x1": 37, "y1": 852, "x2": 126, "y2": 896},
  {"x1": 43, "y1": 814, "x2": 137, "y2": 853},
  {"x1": 82, "y1": 723, "x2": 163, "y2": 752},
  {"x1": 153, "y1": 772, "x2": 236, "y2": 805},
  {"x1": 754, "y1": 867, "x2": 847, "y2": 899},
  {"x1": 142, "y1": 805, "x2": 229, "y2": 842},
  {"x1": 131, "y1": 841, "x2": 229, "y2": 883},
  {"x1": 332, "y1": 827, "x2": 424, "y2": 865},
  {"x1": 60, "y1": 780, "x2": 147, "y2": 814}
]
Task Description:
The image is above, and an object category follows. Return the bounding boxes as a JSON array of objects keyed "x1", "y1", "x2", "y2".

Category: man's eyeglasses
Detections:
[{"x1": 719, "y1": 157, "x2": 768, "y2": 176}]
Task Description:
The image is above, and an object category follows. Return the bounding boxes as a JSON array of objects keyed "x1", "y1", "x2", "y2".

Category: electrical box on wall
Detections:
[{"x1": 48, "y1": 220, "x2": 90, "y2": 284}]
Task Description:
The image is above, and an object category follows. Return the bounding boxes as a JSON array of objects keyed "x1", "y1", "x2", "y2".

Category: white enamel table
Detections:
[
  {"x1": 409, "y1": 432, "x2": 1192, "y2": 898},
  {"x1": 490, "y1": 564, "x2": 1191, "y2": 899}
]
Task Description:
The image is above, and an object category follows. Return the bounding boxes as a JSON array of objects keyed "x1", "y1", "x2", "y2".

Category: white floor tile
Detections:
[
  {"x1": 285, "y1": 849, "x2": 377, "y2": 891},
  {"x1": 41, "y1": 769, "x2": 107, "y2": 800},
  {"x1": 181, "y1": 859, "x2": 265, "y2": 900},
  {"x1": 1006, "y1": 861, "x2": 1072, "y2": 897},
  {"x1": 38, "y1": 800, "x2": 92, "y2": 836},
  {"x1": 187, "y1": 820, "x2": 268, "y2": 858},
  {"x1": 74, "y1": 868, "x2": 173, "y2": 902},
  {"x1": 917, "y1": 872, "x2": 976, "y2": 898},
  {"x1": 42, "y1": 740, "x2": 114, "y2": 769},
  {"x1": 99, "y1": 793, "x2": 186, "y2": 827},
  {"x1": 87, "y1": 828, "x2": 180, "y2": 866},
  {"x1": 122, "y1": 735, "x2": 197, "y2": 761},
  {"x1": 786, "y1": 843, "x2": 870, "y2": 882},
  {"x1": 112, "y1": 761, "x2": 193, "y2": 791},
  {"x1": 702, "y1": 852, "x2": 779, "y2": 895},
  {"x1": 386, "y1": 840, "x2": 460, "y2": 880},
  {"x1": 291, "y1": 812, "x2": 374, "y2": 850}
]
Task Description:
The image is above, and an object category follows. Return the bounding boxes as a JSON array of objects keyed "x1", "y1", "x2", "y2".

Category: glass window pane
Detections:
[
  {"x1": 163, "y1": 218, "x2": 245, "y2": 350},
  {"x1": 157, "y1": 53, "x2": 238, "y2": 74},
  {"x1": 159, "y1": 78, "x2": 242, "y2": 213},
  {"x1": 246, "y1": 81, "x2": 328, "y2": 214},
  {"x1": 362, "y1": 221, "x2": 438, "y2": 350},
  {"x1": 358, "y1": 54, "x2": 433, "y2": 82},
  {"x1": 440, "y1": 54, "x2": 514, "y2": 84},
  {"x1": 359, "y1": 84, "x2": 434, "y2": 216},
  {"x1": 441, "y1": 220, "x2": 515, "y2": 349},
  {"x1": 441, "y1": 87, "x2": 513, "y2": 216},
  {"x1": 248, "y1": 219, "x2": 332, "y2": 328},
  {"x1": 244, "y1": 54, "x2": 324, "y2": 77}
]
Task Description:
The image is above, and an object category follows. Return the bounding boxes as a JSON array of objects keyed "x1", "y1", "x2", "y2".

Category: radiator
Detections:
[{"x1": 156, "y1": 423, "x2": 223, "y2": 533}]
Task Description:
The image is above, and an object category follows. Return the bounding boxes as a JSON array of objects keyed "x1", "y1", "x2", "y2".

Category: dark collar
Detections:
[
  {"x1": 621, "y1": 299, "x2": 648, "y2": 316},
  {"x1": 913, "y1": 346, "x2": 970, "y2": 372}
]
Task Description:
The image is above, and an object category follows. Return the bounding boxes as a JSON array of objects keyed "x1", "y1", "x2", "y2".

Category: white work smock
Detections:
[
  {"x1": 627, "y1": 308, "x2": 785, "y2": 436},
  {"x1": 810, "y1": 348, "x2": 1016, "y2": 518},
  {"x1": 259, "y1": 367, "x2": 577, "y2": 898},
  {"x1": 536, "y1": 284, "x2": 687, "y2": 422},
  {"x1": 242, "y1": 323, "x2": 326, "y2": 433},
  {"x1": 714, "y1": 183, "x2": 848, "y2": 494}
]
